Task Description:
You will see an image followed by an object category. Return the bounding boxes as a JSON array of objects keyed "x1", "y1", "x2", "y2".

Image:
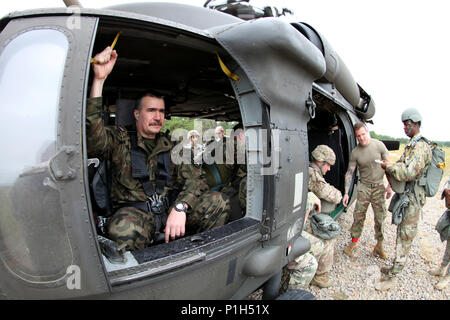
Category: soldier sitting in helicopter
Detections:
[{"x1": 87, "y1": 46, "x2": 231, "y2": 251}]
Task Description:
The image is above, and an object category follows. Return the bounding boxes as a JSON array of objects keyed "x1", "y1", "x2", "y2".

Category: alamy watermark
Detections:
[
  {"x1": 66, "y1": 265, "x2": 81, "y2": 290},
  {"x1": 65, "y1": 6, "x2": 81, "y2": 30}
]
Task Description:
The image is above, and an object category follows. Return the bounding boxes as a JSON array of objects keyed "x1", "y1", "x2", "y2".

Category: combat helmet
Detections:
[
  {"x1": 312, "y1": 145, "x2": 336, "y2": 165},
  {"x1": 187, "y1": 129, "x2": 200, "y2": 139},
  {"x1": 401, "y1": 108, "x2": 422, "y2": 123}
]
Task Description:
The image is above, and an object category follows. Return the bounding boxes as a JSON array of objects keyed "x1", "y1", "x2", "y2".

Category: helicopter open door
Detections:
[
  {"x1": 0, "y1": 15, "x2": 109, "y2": 298},
  {"x1": 212, "y1": 17, "x2": 326, "y2": 237}
]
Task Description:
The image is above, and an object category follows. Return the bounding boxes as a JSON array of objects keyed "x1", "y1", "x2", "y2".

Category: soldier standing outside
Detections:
[
  {"x1": 375, "y1": 108, "x2": 432, "y2": 291},
  {"x1": 87, "y1": 46, "x2": 230, "y2": 250},
  {"x1": 429, "y1": 177, "x2": 450, "y2": 290},
  {"x1": 342, "y1": 122, "x2": 392, "y2": 259},
  {"x1": 307, "y1": 145, "x2": 343, "y2": 288}
]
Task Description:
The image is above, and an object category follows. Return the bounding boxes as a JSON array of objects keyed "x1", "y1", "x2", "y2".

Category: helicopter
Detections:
[{"x1": 0, "y1": 0, "x2": 391, "y2": 300}]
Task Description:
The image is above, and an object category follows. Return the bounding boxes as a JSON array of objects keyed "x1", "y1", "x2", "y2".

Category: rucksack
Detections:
[{"x1": 418, "y1": 137, "x2": 446, "y2": 197}]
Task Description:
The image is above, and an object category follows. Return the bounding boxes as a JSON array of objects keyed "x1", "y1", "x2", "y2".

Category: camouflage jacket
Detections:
[
  {"x1": 86, "y1": 97, "x2": 208, "y2": 209},
  {"x1": 386, "y1": 133, "x2": 432, "y2": 204},
  {"x1": 202, "y1": 136, "x2": 246, "y2": 190},
  {"x1": 308, "y1": 165, "x2": 342, "y2": 204}
]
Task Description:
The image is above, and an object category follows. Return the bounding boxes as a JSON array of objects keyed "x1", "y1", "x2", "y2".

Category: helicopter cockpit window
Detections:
[{"x1": 0, "y1": 29, "x2": 73, "y2": 284}]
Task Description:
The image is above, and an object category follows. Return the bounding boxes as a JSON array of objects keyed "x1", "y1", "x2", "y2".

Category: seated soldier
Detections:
[
  {"x1": 307, "y1": 145, "x2": 343, "y2": 288},
  {"x1": 87, "y1": 46, "x2": 230, "y2": 250},
  {"x1": 184, "y1": 129, "x2": 203, "y2": 165},
  {"x1": 202, "y1": 123, "x2": 247, "y2": 221}
]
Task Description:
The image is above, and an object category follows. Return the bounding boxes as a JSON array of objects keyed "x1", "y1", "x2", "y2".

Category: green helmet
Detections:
[
  {"x1": 312, "y1": 145, "x2": 336, "y2": 165},
  {"x1": 401, "y1": 108, "x2": 422, "y2": 123}
]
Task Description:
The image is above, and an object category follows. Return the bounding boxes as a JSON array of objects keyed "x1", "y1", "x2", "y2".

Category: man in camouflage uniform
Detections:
[
  {"x1": 376, "y1": 108, "x2": 432, "y2": 291},
  {"x1": 307, "y1": 145, "x2": 343, "y2": 288},
  {"x1": 342, "y1": 122, "x2": 392, "y2": 259},
  {"x1": 429, "y1": 177, "x2": 450, "y2": 290},
  {"x1": 201, "y1": 123, "x2": 247, "y2": 221},
  {"x1": 87, "y1": 46, "x2": 230, "y2": 250}
]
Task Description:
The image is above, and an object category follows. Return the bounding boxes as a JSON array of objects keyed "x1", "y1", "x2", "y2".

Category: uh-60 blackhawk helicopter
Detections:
[{"x1": 0, "y1": 0, "x2": 394, "y2": 300}]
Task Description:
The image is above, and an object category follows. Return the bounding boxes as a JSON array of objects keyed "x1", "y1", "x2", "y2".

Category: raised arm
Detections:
[{"x1": 89, "y1": 46, "x2": 118, "y2": 98}]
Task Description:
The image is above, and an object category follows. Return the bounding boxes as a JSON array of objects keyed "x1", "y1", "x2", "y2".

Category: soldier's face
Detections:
[
  {"x1": 355, "y1": 127, "x2": 370, "y2": 146},
  {"x1": 135, "y1": 96, "x2": 165, "y2": 139},
  {"x1": 403, "y1": 120, "x2": 417, "y2": 137},
  {"x1": 321, "y1": 162, "x2": 331, "y2": 175}
]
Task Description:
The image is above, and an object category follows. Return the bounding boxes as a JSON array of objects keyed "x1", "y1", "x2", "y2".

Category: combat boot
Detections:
[
  {"x1": 372, "y1": 240, "x2": 388, "y2": 259},
  {"x1": 375, "y1": 275, "x2": 398, "y2": 291},
  {"x1": 311, "y1": 273, "x2": 332, "y2": 288},
  {"x1": 428, "y1": 264, "x2": 448, "y2": 277},
  {"x1": 435, "y1": 274, "x2": 450, "y2": 290},
  {"x1": 343, "y1": 241, "x2": 357, "y2": 257}
]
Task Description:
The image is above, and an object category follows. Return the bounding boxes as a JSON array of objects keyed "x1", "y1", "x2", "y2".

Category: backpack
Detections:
[{"x1": 418, "y1": 138, "x2": 446, "y2": 197}]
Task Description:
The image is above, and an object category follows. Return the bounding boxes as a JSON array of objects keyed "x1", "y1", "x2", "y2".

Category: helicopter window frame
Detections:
[{"x1": 0, "y1": 27, "x2": 73, "y2": 286}]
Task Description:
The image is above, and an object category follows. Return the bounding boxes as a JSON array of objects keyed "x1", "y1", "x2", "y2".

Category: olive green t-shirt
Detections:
[{"x1": 349, "y1": 138, "x2": 388, "y2": 184}]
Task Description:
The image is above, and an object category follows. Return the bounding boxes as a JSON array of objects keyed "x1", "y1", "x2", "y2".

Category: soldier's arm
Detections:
[
  {"x1": 344, "y1": 162, "x2": 356, "y2": 196},
  {"x1": 90, "y1": 47, "x2": 118, "y2": 98},
  {"x1": 174, "y1": 163, "x2": 209, "y2": 209},
  {"x1": 342, "y1": 160, "x2": 356, "y2": 207},
  {"x1": 86, "y1": 47, "x2": 118, "y2": 157},
  {"x1": 310, "y1": 172, "x2": 342, "y2": 205},
  {"x1": 386, "y1": 141, "x2": 430, "y2": 182}
]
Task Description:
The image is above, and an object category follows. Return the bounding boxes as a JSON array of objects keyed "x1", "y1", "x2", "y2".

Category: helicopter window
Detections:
[{"x1": 0, "y1": 29, "x2": 73, "y2": 284}]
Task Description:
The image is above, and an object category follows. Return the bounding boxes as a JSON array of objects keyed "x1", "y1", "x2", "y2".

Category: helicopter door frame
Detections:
[{"x1": 0, "y1": 15, "x2": 110, "y2": 299}]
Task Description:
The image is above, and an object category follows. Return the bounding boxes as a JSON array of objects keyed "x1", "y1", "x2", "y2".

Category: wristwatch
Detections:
[{"x1": 174, "y1": 202, "x2": 188, "y2": 213}]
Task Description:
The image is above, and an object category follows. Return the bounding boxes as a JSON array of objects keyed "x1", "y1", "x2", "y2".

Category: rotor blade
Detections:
[{"x1": 63, "y1": 0, "x2": 83, "y2": 7}]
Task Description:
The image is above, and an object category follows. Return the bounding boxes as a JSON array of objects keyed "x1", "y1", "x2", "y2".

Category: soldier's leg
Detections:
[
  {"x1": 390, "y1": 202, "x2": 421, "y2": 275},
  {"x1": 288, "y1": 253, "x2": 318, "y2": 290},
  {"x1": 350, "y1": 184, "x2": 371, "y2": 240},
  {"x1": 371, "y1": 185, "x2": 387, "y2": 241},
  {"x1": 315, "y1": 238, "x2": 336, "y2": 275},
  {"x1": 442, "y1": 239, "x2": 450, "y2": 269},
  {"x1": 106, "y1": 206, "x2": 155, "y2": 251},
  {"x1": 186, "y1": 190, "x2": 231, "y2": 234}
]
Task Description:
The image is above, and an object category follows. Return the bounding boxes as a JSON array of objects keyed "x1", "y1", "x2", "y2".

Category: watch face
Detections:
[{"x1": 176, "y1": 203, "x2": 185, "y2": 211}]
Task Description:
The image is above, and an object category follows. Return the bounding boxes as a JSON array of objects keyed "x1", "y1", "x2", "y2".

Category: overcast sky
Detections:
[{"x1": 1, "y1": 0, "x2": 449, "y2": 141}]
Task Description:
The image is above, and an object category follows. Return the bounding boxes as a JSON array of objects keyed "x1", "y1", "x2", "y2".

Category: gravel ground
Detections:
[{"x1": 308, "y1": 179, "x2": 450, "y2": 300}]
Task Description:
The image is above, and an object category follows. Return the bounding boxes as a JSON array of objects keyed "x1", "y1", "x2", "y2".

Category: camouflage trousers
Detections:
[
  {"x1": 106, "y1": 190, "x2": 231, "y2": 251},
  {"x1": 288, "y1": 231, "x2": 327, "y2": 289},
  {"x1": 350, "y1": 183, "x2": 387, "y2": 241},
  {"x1": 389, "y1": 193, "x2": 422, "y2": 275}
]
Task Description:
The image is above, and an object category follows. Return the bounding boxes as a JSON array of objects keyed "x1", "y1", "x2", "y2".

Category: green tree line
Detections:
[
  {"x1": 370, "y1": 131, "x2": 450, "y2": 147},
  {"x1": 162, "y1": 117, "x2": 237, "y2": 135}
]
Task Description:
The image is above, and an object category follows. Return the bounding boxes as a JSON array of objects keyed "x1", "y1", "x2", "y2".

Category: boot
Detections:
[
  {"x1": 372, "y1": 240, "x2": 388, "y2": 259},
  {"x1": 375, "y1": 275, "x2": 398, "y2": 291},
  {"x1": 435, "y1": 274, "x2": 450, "y2": 290},
  {"x1": 311, "y1": 273, "x2": 332, "y2": 288},
  {"x1": 428, "y1": 264, "x2": 448, "y2": 277},
  {"x1": 380, "y1": 266, "x2": 392, "y2": 275},
  {"x1": 344, "y1": 241, "x2": 357, "y2": 257}
]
